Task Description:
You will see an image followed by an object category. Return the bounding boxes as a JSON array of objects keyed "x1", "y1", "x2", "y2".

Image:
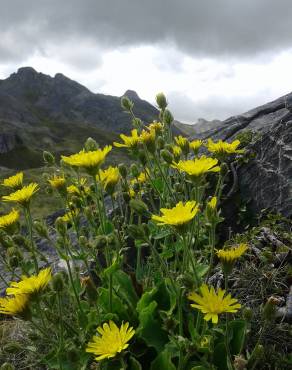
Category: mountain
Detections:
[
  {"x1": 0, "y1": 67, "x2": 167, "y2": 169},
  {"x1": 175, "y1": 118, "x2": 221, "y2": 136}
]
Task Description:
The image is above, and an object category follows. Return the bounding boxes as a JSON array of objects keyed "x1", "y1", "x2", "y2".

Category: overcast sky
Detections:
[{"x1": 1, "y1": 0, "x2": 292, "y2": 123}]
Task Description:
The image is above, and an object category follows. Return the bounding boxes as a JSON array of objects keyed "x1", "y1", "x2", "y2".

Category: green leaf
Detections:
[
  {"x1": 213, "y1": 342, "x2": 228, "y2": 370},
  {"x1": 97, "y1": 287, "x2": 129, "y2": 320},
  {"x1": 228, "y1": 319, "x2": 247, "y2": 355},
  {"x1": 136, "y1": 287, "x2": 169, "y2": 352},
  {"x1": 150, "y1": 350, "x2": 176, "y2": 370},
  {"x1": 104, "y1": 220, "x2": 114, "y2": 234},
  {"x1": 152, "y1": 178, "x2": 164, "y2": 193},
  {"x1": 113, "y1": 270, "x2": 139, "y2": 310}
]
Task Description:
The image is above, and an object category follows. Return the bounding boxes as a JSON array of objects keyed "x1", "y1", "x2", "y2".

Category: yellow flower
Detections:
[
  {"x1": 6, "y1": 267, "x2": 52, "y2": 296},
  {"x1": 0, "y1": 209, "x2": 20, "y2": 230},
  {"x1": 98, "y1": 166, "x2": 120, "y2": 193},
  {"x1": 2, "y1": 183, "x2": 39, "y2": 206},
  {"x1": 172, "y1": 156, "x2": 220, "y2": 179},
  {"x1": 174, "y1": 135, "x2": 190, "y2": 154},
  {"x1": 208, "y1": 196, "x2": 217, "y2": 210},
  {"x1": 61, "y1": 146, "x2": 112, "y2": 174},
  {"x1": 2, "y1": 172, "x2": 23, "y2": 189},
  {"x1": 206, "y1": 139, "x2": 244, "y2": 155},
  {"x1": 66, "y1": 184, "x2": 81, "y2": 195},
  {"x1": 188, "y1": 284, "x2": 241, "y2": 324},
  {"x1": 147, "y1": 121, "x2": 164, "y2": 134},
  {"x1": 171, "y1": 145, "x2": 182, "y2": 160},
  {"x1": 152, "y1": 201, "x2": 199, "y2": 227},
  {"x1": 60, "y1": 209, "x2": 79, "y2": 223},
  {"x1": 113, "y1": 129, "x2": 140, "y2": 149},
  {"x1": 217, "y1": 243, "x2": 248, "y2": 263},
  {"x1": 0, "y1": 294, "x2": 29, "y2": 316},
  {"x1": 48, "y1": 175, "x2": 66, "y2": 190},
  {"x1": 140, "y1": 129, "x2": 156, "y2": 152},
  {"x1": 189, "y1": 139, "x2": 202, "y2": 152},
  {"x1": 86, "y1": 321, "x2": 135, "y2": 361}
]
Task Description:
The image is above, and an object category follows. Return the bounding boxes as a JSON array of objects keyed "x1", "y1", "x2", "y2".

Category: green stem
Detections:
[
  {"x1": 65, "y1": 259, "x2": 83, "y2": 314},
  {"x1": 24, "y1": 207, "x2": 39, "y2": 273},
  {"x1": 109, "y1": 273, "x2": 113, "y2": 312},
  {"x1": 224, "y1": 274, "x2": 234, "y2": 370},
  {"x1": 207, "y1": 223, "x2": 216, "y2": 280}
]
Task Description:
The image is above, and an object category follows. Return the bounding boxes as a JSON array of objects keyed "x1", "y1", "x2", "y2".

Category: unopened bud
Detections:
[
  {"x1": 0, "y1": 363, "x2": 15, "y2": 370},
  {"x1": 128, "y1": 224, "x2": 146, "y2": 240},
  {"x1": 156, "y1": 92, "x2": 167, "y2": 110},
  {"x1": 43, "y1": 151, "x2": 55, "y2": 165},
  {"x1": 157, "y1": 137, "x2": 165, "y2": 150},
  {"x1": 130, "y1": 164, "x2": 139, "y2": 178},
  {"x1": 55, "y1": 217, "x2": 67, "y2": 236},
  {"x1": 121, "y1": 96, "x2": 134, "y2": 112},
  {"x1": 160, "y1": 149, "x2": 174, "y2": 164},
  {"x1": 138, "y1": 150, "x2": 147, "y2": 166},
  {"x1": 262, "y1": 297, "x2": 278, "y2": 321},
  {"x1": 84, "y1": 137, "x2": 98, "y2": 151},
  {"x1": 129, "y1": 199, "x2": 149, "y2": 215},
  {"x1": 118, "y1": 163, "x2": 128, "y2": 178},
  {"x1": 95, "y1": 235, "x2": 108, "y2": 248},
  {"x1": 52, "y1": 273, "x2": 64, "y2": 292},
  {"x1": 33, "y1": 220, "x2": 49, "y2": 239},
  {"x1": 163, "y1": 109, "x2": 174, "y2": 125}
]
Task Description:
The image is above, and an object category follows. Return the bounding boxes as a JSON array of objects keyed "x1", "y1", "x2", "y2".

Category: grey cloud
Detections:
[{"x1": 1, "y1": 0, "x2": 292, "y2": 64}]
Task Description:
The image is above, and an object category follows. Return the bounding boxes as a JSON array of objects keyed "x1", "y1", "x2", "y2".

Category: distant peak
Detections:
[
  {"x1": 17, "y1": 66, "x2": 38, "y2": 75},
  {"x1": 123, "y1": 90, "x2": 140, "y2": 100}
]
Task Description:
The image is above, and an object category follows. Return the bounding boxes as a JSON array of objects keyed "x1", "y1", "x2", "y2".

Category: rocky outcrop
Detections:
[{"x1": 197, "y1": 93, "x2": 292, "y2": 220}]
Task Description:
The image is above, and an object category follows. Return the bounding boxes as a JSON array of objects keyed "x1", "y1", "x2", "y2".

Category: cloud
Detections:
[{"x1": 1, "y1": 0, "x2": 292, "y2": 65}]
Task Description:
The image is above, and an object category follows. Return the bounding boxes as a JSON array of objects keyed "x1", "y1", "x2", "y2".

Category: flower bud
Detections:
[
  {"x1": 107, "y1": 234, "x2": 117, "y2": 247},
  {"x1": 220, "y1": 162, "x2": 229, "y2": 176},
  {"x1": 163, "y1": 109, "x2": 174, "y2": 125},
  {"x1": 122, "y1": 191, "x2": 131, "y2": 202},
  {"x1": 129, "y1": 199, "x2": 149, "y2": 216},
  {"x1": 156, "y1": 92, "x2": 167, "y2": 110},
  {"x1": 118, "y1": 163, "x2": 128, "y2": 178},
  {"x1": 12, "y1": 234, "x2": 25, "y2": 246},
  {"x1": 130, "y1": 164, "x2": 139, "y2": 178},
  {"x1": 174, "y1": 182, "x2": 183, "y2": 193},
  {"x1": 262, "y1": 296, "x2": 278, "y2": 321},
  {"x1": 243, "y1": 307, "x2": 253, "y2": 321},
  {"x1": 52, "y1": 272, "x2": 64, "y2": 292},
  {"x1": 84, "y1": 137, "x2": 99, "y2": 151},
  {"x1": 121, "y1": 96, "x2": 134, "y2": 112},
  {"x1": 8, "y1": 255, "x2": 19, "y2": 268},
  {"x1": 55, "y1": 217, "x2": 67, "y2": 236},
  {"x1": 79, "y1": 235, "x2": 88, "y2": 247},
  {"x1": 33, "y1": 220, "x2": 49, "y2": 239},
  {"x1": 160, "y1": 149, "x2": 174, "y2": 164},
  {"x1": 156, "y1": 137, "x2": 165, "y2": 150},
  {"x1": 95, "y1": 235, "x2": 108, "y2": 248},
  {"x1": 128, "y1": 224, "x2": 146, "y2": 240},
  {"x1": 43, "y1": 151, "x2": 55, "y2": 166}
]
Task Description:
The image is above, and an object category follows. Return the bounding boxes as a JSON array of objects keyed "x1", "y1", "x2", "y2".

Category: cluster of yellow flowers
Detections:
[{"x1": 0, "y1": 268, "x2": 52, "y2": 316}]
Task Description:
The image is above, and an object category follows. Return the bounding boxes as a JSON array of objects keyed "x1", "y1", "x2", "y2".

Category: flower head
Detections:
[
  {"x1": 171, "y1": 145, "x2": 182, "y2": 161},
  {"x1": 61, "y1": 146, "x2": 112, "y2": 174},
  {"x1": 208, "y1": 196, "x2": 217, "y2": 210},
  {"x1": 0, "y1": 209, "x2": 20, "y2": 233},
  {"x1": 189, "y1": 139, "x2": 202, "y2": 153},
  {"x1": 48, "y1": 175, "x2": 66, "y2": 190},
  {"x1": 2, "y1": 172, "x2": 23, "y2": 189},
  {"x1": 86, "y1": 321, "x2": 135, "y2": 361},
  {"x1": 98, "y1": 166, "x2": 120, "y2": 194},
  {"x1": 174, "y1": 135, "x2": 190, "y2": 155},
  {"x1": 140, "y1": 129, "x2": 156, "y2": 152},
  {"x1": 172, "y1": 156, "x2": 220, "y2": 180},
  {"x1": 0, "y1": 294, "x2": 30, "y2": 316},
  {"x1": 147, "y1": 121, "x2": 164, "y2": 134},
  {"x1": 206, "y1": 139, "x2": 244, "y2": 155},
  {"x1": 6, "y1": 267, "x2": 52, "y2": 296},
  {"x1": 188, "y1": 284, "x2": 241, "y2": 324},
  {"x1": 113, "y1": 129, "x2": 140, "y2": 149},
  {"x1": 217, "y1": 243, "x2": 248, "y2": 263},
  {"x1": 2, "y1": 183, "x2": 39, "y2": 207},
  {"x1": 60, "y1": 209, "x2": 79, "y2": 223},
  {"x1": 152, "y1": 201, "x2": 199, "y2": 227}
]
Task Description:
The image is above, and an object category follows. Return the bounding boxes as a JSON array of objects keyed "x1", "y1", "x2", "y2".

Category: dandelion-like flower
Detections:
[
  {"x1": 172, "y1": 156, "x2": 220, "y2": 179},
  {"x1": 2, "y1": 183, "x2": 39, "y2": 207},
  {"x1": 2, "y1": 172, "x2": 23, "y2": 189},
  {"x1": 217, "y1": 244, "x2": 248, "y2": 263},
  {"x1": 98, "y1": 166, "x2": 120, "y2": 193},
  {"x1": 188, "y1": 284, "x2": 241, "y2": 324},
  {"x1": 48, "y1": 175, "x2": 66, "y2": 190},
  {"x1": 207, "y1": 196, "x2": 217, "y2": 210},
  {"x1": 0, "y1": 209, "x2": 20, "y2": 230},
  {"x1": 174, "y1": 135, "x2": 190, "y2": 154},
  {"x1": 206, "y1": 139, "x2": 244, "y2": 155},
  {"x1": 147, "y1": 121, "x2": 164, "y2": 134},
  {"x1": 113, "y1": 129, "x2": 140, "y2": 149},
  {"x1": 61, "y1": 146, "x2": 112, "y2": 174},
  {"x1": 6, "y1": 267, "x2": 52, "y2": 296},
  {"x1": 189, "y1": 139, "x2": 202, "y2": 153},
  {"x1": 86, "y1": 321, "x2": 135, "y2": 361},
  {"x1": 140, "y1": 129, "x2": 156, "y2": 152},
  {"x1": 152, "y1": 201, "x2": 199, "y2": 227},
  {"x1": 0, "y1": 294, "x2": 30, "y2": 316},
  {"x1": 171, "y1": 145, "x2": 182, "y2": 161},
  {"x1": 59, "y1": 209, "x2": 79, "y2": 223}
]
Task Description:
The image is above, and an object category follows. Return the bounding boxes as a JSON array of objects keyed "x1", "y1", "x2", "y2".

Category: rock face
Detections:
[{"x1": 197, "y1": 92, "x2": 292, "y2": 219}]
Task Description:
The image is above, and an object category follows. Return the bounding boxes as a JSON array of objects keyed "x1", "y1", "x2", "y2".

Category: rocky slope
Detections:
[{"x1": 196, "y1": 93, "x2": 292, "y2": 220}]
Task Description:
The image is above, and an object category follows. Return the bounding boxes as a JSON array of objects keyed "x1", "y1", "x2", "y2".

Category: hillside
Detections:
[{"x1": 0, "y1": 67, "x2": 164, "y2": 169}]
